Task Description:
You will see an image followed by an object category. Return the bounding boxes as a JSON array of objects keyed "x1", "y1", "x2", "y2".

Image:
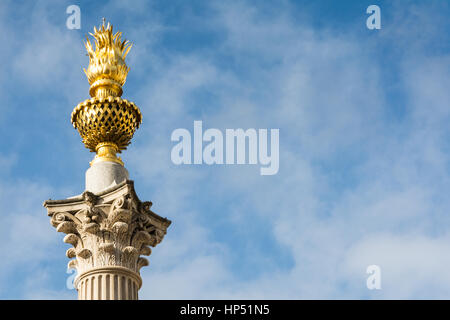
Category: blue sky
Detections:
[{"x1": 0, "y1": 0, "x2": 450, "y2": 299}]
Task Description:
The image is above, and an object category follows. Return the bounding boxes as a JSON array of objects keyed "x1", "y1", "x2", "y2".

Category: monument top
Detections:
[{"x1": 70, "y1": 21, "x2": 142, "y2": 166}]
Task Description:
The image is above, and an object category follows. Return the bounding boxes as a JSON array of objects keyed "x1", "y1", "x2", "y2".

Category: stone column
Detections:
[
  {"x1": 44, "y1": 180, "x2": 171, "y2": 300},
  {"x1": 44, "y1": 20, "x2": 171, "y2": 300},
  {"x1": 76, "y1": 267, "x2": 141, "y2": 300}
]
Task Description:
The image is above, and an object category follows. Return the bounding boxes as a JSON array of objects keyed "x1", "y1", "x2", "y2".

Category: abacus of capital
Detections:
[{"x1": 43, "y1": 21, "x2": 171, "y2": 300}]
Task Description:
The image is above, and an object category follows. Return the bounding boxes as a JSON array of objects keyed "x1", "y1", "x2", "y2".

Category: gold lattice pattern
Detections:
[{"x1": 71, "y1": 97, "x2": 142, "y2": 152}]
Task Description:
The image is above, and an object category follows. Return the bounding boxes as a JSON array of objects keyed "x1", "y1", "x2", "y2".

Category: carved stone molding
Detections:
[{"x1": 43, "y1": 180, "x2": 171, "y2": 299}]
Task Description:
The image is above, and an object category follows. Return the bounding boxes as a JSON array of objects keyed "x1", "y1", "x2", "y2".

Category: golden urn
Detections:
[{"x1": 71, "y1": 21, "x2": 142, "y2": 166}]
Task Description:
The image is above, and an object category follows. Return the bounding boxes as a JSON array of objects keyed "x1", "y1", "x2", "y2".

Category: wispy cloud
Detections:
[{"x1": 0, "y1": 0, "x2": 449, "y2": 299}]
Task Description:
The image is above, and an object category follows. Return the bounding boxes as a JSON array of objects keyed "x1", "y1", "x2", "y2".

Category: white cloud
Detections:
[
  {"x1": 136, "y1": 1, "x2": 450, "y2": 299},
  {"x1": 1, "y1": 0, "x2": 449, "y2": 300}
]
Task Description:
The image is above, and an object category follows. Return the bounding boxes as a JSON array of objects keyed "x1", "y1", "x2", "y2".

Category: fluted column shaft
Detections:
[{"x1": 75, "y1": 266, "x2": 141, "y2": 300}]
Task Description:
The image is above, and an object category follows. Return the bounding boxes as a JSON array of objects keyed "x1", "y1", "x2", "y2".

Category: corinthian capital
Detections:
[{"x1": 44, "y1": 180, "x2": 171, "y2": 299}]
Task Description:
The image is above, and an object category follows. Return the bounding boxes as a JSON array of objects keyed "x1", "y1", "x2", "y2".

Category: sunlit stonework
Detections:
[
  {"x1": 45, "y1": 181, "x2": 170, "y2": 300},
  {"x1": 44, "y1": 20, "x2": 171, "y2": 300}
]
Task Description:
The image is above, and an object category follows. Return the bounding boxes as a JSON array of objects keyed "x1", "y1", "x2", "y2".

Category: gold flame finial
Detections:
[
  {"x1": 84, "y1": 20, "x2": 133, "y2": 98},
  {"x1": 71, "y1": 21, "x2": 142, "y2": 167}
]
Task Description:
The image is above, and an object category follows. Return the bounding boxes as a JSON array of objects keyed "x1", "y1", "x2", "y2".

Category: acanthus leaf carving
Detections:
[
  {"x1": 63, "y1": 233, "x2": 81, "y2": 247},
  {"x1": 68, "y1": 259, "x2": 77, "y2": 270},
  {"x1": 44, "y1": 181, "x2": 171, "y2": 279},
  {"x1": 56, "y1": 221, "x2": 77, "y2": 234},
  {"x1": 140, "y1": 246, "x2": 151, "y2": 256},
  {"x1": 66, "y1": 248, "x2": 77, "y2": 259},
  {"x1": 112, "y1": 221, "x2": 129, "y2": 234},
  {"x1": 137, "y1": 257, "x2": 149, "y2": 271},
  {"x1": 77, "y1": 248, "x2": 92, "y2": 259}
]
